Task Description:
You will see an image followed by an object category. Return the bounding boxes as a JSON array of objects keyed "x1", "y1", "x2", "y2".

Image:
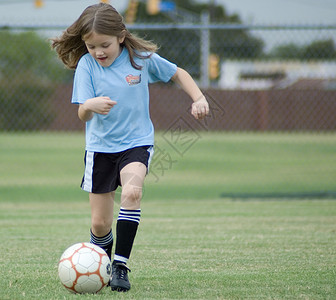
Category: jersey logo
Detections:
[{"x1": 126, "y1": 74, "x2": 141, "y2": 86}]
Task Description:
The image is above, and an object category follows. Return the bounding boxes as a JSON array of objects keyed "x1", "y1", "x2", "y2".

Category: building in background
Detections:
[{"x1": 219, "y1": 61, "x2": 336, "y2": 90}]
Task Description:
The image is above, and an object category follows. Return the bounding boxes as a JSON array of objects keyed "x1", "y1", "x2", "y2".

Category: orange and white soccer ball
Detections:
[{"x1": 58, "y1": 242, "x2": 111, "y2": 294}]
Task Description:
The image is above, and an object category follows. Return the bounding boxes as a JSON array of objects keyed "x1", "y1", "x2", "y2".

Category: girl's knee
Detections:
[
  {"x1": 91, "y1": 218, "x2": 112, "y2": 236},
  {"x1": 121, "y1": 184, "x2": 142, "y2": 208}
]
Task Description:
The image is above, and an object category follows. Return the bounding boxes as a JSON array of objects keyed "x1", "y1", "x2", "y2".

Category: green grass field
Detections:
[{"x1": 0, "y1": 132, "x2": 335, "y2": 299}]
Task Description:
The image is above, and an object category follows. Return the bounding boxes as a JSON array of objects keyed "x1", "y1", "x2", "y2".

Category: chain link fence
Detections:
[{"x1": 0, "y1": 23, "x2": 335, "y2": 131}]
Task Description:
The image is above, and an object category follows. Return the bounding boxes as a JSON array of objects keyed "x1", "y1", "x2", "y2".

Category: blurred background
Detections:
[
  {"x1": 0, "y1": 0, "x2": 335, "y2": 198},
  {"x1": 0, "y1": 0, "x2": 335, "y2": 131},
  {"x1": 1, "y1": 3, "x2": 335, "y2": 298}
]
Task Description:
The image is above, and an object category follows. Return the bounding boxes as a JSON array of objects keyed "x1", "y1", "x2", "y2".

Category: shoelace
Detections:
[
  {"x1": 116, "y1": 267, "x2": 127, "y2": 280},
  {"x1": 114, "y1": 263, "x2": 131, "y2": 280}
]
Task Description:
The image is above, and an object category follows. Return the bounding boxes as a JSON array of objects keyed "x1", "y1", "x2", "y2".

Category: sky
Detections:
[
  {"x1": 202, "y1": 0, "x2": 336, "y2": 25},
  {"x1": 0, "y1": 0, "x2": 335, "y2": 25},
  {"x1": 0, "y1": 0, "x2": 334, "y2": 51}
]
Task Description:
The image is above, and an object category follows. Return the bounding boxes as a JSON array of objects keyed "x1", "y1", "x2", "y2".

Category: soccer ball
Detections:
[{"x1": 58, "y1": 242, "x2": 111, "y2": 294}]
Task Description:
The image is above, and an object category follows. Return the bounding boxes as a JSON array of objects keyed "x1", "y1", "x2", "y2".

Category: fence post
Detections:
[{"x1": 200, "y1": 11, "x2": 210, "y2": 88}]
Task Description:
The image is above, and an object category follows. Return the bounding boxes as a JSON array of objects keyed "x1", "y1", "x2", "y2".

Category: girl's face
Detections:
[{"x1": 84, "y1": 31, "x2": 125, "y2": 67}]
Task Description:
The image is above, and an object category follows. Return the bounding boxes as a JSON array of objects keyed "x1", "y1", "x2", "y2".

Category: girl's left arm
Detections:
[{"x1": 171, "y1": 67, "x2": 209, "y2": 120}]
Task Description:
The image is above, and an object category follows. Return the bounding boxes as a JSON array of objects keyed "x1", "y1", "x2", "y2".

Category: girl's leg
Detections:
[
  {"x1": 113, "y1": 162, "x2": 147, "y2": 264},
  {"x1": 120, "y1": 162, "x2": 146, "y2": 210},
  {"x1": 89, "y1": 191, "x2": 115, "y2": 260}
]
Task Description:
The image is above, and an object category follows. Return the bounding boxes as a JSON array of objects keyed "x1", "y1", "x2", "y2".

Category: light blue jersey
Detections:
[{"x1": 72, "y1": 48, "x2": 177, "y2": 153}]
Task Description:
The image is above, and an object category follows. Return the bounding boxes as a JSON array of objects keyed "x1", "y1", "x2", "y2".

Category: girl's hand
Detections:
[
  {"x1": 78, "y1": 97, "x2": 117, "y2": 122},
  {"x1": 84, "y1": 97, "x2": 117, "y2": 115},
  {"x1": 191, "y1": 96, "x2": 209, "y2": 120}
]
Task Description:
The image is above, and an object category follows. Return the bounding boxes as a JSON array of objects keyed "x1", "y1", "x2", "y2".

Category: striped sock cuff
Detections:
[
  {"x1": 90, "y1": 229, "x2": 113, "y2": 247},
  {"x1": 113, "y1": 254, "x2": 128, "y2": 264},
  {"x1": 117, "y1": 207, "x2": 141, "y2": 224}
]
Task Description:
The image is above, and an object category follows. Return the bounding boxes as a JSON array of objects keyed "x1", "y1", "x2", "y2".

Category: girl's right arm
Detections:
[{"x1": 78, "y1": 97, "x2": 117, "y2": 122}]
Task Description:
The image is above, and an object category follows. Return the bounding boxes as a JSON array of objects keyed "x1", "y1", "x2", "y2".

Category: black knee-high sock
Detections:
[
  {"x1": 114, "y1": 208, "x2": 141, "y2": 264},
  {"x1": 90, "y1": 229, "x2": 113, "y2": 260}
]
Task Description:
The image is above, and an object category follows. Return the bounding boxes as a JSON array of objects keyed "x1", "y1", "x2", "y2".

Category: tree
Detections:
[
  {"x1": 269, "y1": 43, "x2": 303, "y2": 59},
  {"x1": 0, "y1": 31, "x2": 71, "y2": 131},
  {"x1": 128, "y1": 0, "x2": 264, "y2": 78},
  {"x1": 302, "y1": 39, "x2": 336, "y2": 60},
  {"x1": 270, "y1": 39, "x2": 336, "y2": 60}
]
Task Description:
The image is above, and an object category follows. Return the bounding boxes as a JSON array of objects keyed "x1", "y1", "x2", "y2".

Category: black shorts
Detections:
[{"x1": 81, "y1": 146, "x2": 154, "y2": 193}]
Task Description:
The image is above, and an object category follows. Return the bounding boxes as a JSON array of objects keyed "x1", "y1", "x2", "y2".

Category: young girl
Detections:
[{"x1": 52, "y1": 3, "x2": 209, "y2": 292}]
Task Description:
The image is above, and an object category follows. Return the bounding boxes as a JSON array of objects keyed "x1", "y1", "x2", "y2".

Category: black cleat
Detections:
[{"x1": 109, "y1": 262, "x2": 131, "y2": 292}]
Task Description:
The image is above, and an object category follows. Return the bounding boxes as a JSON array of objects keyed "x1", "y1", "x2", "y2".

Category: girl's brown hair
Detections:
[{"x1": 51, "y1": 3, "x2": 157, "y2": 70}]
